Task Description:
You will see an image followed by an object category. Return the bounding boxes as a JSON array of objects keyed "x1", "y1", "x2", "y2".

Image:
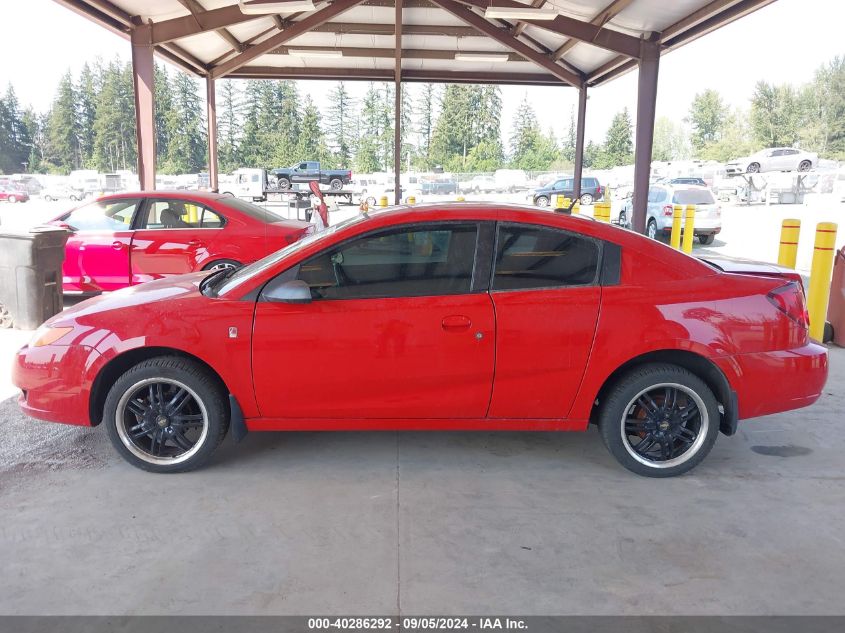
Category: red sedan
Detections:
[
  {"x1": 14, "y1": 204, "x2": 827, "y2": 476},
  {"x1": 49, "y1": 191, "x2": 311, "y2": 292}
]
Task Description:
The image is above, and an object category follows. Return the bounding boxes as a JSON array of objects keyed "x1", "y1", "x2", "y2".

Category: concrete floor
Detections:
[{"x1": 0, "y1": 333, "x2": 843, "y2": 615}]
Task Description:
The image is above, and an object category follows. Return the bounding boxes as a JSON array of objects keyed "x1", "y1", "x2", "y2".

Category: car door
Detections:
[
  {"x1": 129, "y1": 198, "x2": 223, "y2": 284},
  {"x1": 252, "y1": 221, "x2": 496, "y2": 420},
  {"x1": 56, "y1": 198, "x2": 140, "y2": 292},
  {"x1": 487, "y1": 223, "x2": 602, "y2": 419}
]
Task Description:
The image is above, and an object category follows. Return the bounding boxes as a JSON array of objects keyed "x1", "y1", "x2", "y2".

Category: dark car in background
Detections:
[
  {"x1": 420, "y1": 178, "x2": 458, "y2": 195},
  {"x1": 531, "y1": 176, "x2": 603, "y2": 207},
  {"x1": 269, "y1": 161, "x2": 352, "y2": 191}
]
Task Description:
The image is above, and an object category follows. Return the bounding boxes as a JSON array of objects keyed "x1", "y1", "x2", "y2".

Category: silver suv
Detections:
[{"x1": 619, "y1": 185, "x2": 721, "y2": 245}]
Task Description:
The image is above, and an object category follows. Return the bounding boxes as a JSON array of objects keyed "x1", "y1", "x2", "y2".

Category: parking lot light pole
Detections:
[
  {"x1": 573, "y1": 85, "x2": 587, "y2": 202},
  {"x1": 130, "y1": 23, "x2": 157, "y2": 191},
  {"x1": 631, "y1": 37, "x2": 660, "y2": 234},
  {"x1": 206, "y1": 76, "x2": 219, "y2": 193}
]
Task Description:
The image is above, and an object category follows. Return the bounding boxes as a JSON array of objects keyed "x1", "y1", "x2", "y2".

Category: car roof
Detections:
[{"x1": 98, "y1": 190, "x2": 229, "y2": 202}]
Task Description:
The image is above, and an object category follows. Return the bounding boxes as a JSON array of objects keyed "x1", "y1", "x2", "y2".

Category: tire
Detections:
[
  {"x1": 366, "y1": 196, "x2": 377, "y2": 206},
  {"x1": 103, "y1": 356, "x2": 229, "y2": 473},
  {"x1": 580, "y1": 193, "x2": 594, "y2": 205},
  {"x1": 329, "y1": 178, "x2": 343, "y2": 191},
  {"x1": 598, "y1": 363, "x2": 720, "y2": 477},
  {"x1": 746, "y1": 162, "x2": 760, "y2": 173},
  {"x1": 619, "y1": 211, "x2": 627, "y2": 227},
  {"x1": 278, "y1": 177, "x2": 291, "y2": 190},
  {"x1": 798, "y1": 160, "x2": 812, "y2": 172},
  {"x1": 8, "y1": 195, "x2": 16, "y2": 204},
  {"x1": 535, "y1": 195, "x2": 550, "y2": 207},
  {"x1": 44, "y1": 195, "x2": 54, "y2": 202},
  {"x1": 698, "y1": 233, "x2": 715, "y2": 245},
  {"x1": 646, "y1": 218, "x2": 657, "y2": 240},
  {"x1": 202, "y1": 258, "x2": 241, "y2": 272}
]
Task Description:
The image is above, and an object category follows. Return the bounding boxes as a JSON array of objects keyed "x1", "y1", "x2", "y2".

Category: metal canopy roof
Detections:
[{"x1": 55, "y1": 0, "x2": 776, "y2": 88}]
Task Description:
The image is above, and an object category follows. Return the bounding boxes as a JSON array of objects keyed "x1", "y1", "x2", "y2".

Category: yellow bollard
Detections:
[
  {"x1": 571, "y1": 201, "x2": 580, "y2": 215},
  {"x1": 407, "y1": 196, "x2": 416, "y2": 205},
  {"x1": 682, "y1": 205, "x2": 696, "y2": 254},
  {"x1": 807, "y1": 222, "x2": 838, "y2": 341},
  {"x1": 379, "y1": 196, "x2": 388, "y2": 208},
  {"x1": 670, "y1": 205, "x2": 683, "y2": 250},
  {"x1": 777, "y1": 219, "x2": 801, "y2": 269},
  {"x1": 456, "y1": 195, "x2": 465, "y2": 202},
  {"x1": 594, "y1": 201, "x2": 610, "y2": 222},
  {"x1": 555, "y1": 194, "x2": 565, "y2": 208}
]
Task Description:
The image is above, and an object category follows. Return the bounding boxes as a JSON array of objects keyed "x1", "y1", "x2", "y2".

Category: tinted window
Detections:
[
  {"x1": 672, "y1": 189, "x2": 715, "y2": 205},
  {"x1": 648, "y1": 188, "x2": 666, "y2": 203},
  {"x1": 63, "y1": 199, "x2": 139, "y2": 231},
  {"x1": 493, "y1": 224, "x2": 599, "y2": 291},
  {"x1": 297, "y1": 224, "x2": 478, "y2": 300}
]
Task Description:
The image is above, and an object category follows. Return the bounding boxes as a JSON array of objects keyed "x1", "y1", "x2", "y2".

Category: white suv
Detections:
[{"x1": 618, "y1": 185, "x2": 721, "y2": 245}]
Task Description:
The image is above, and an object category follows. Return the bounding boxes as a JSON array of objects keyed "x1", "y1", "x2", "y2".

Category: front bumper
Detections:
[
  {"x1": 715, "y1": 342, "x2": 828, "y2": 420},
  {"x1": 12, "y1": 343, "x2": 101, "y2": 426}
]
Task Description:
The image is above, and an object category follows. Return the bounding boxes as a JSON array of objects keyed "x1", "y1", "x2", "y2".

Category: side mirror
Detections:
[{"x1": 263, "y1": 279, "x2": 312, "y2": 304}]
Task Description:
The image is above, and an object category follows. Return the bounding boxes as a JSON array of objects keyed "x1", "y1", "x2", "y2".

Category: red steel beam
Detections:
[
  {"x1": 552, "y1": 0, "x2": 634, "y2": 61},
  {"x1": 394, "y1": 0, "x2": 402, "y2": 205},
  {"x1": 151, "y1": 3, "x2": 259, "y2": 44},
  {"x1": 210, "y1": 0, "x2": 368, "y2": 79},
  {"x1": 227, "y1": 66, "x2": 566, "y2": 85},
  {"x1": 456, "y1": 0, "x2": 642, "y2": 58},
  {"x1": 430, "y1": 0, "x2": 582, "y2": 87},
  {"x1": 206, "y1": 76, "x2": 218, "y2": 192},
  {"x1": 130, "y1": 28, "x2": 157, "y2": 190}
]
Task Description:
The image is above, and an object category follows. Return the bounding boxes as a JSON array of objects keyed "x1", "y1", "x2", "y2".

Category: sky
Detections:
[{"x1": 1, "y1": 0, "x2": 843, "y2": 146}]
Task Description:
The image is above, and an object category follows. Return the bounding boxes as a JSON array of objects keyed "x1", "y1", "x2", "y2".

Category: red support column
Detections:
[
  {"x1": 631, "y1": 39, "x2": 660, "y2": 234},
  {"x1": 394, "y1": 0, "x2": 403, "y2": 205},
  {"x1": 572, "y1": 85, "x2": 587, "y2": 201},
  {"x1": 206, "y1": 76, "x2": 219, "y2": 192},
  {"x1": 131, "y1": 25, "x2": 156, "y2": 191}
]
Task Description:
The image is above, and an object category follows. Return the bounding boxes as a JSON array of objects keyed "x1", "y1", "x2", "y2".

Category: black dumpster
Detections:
[{"x1": 0, "y1": 227, "x2": 68, "y2": 329}]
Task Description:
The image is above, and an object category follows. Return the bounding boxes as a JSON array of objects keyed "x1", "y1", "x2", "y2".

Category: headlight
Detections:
[{"x1": 30, "y1": 325, "x2": 74, "y2": 347}]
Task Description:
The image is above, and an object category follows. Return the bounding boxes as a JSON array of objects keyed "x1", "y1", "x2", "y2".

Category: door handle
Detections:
[
  {"x1": 111, "y1": 241, "x2": 125, "y2": 251},
  {"x1": 188, "y1": 239, "x2": 204, "y2": 247},
  {"x1": 441, "y1": 315, "x2": 472, "y2": 331}
]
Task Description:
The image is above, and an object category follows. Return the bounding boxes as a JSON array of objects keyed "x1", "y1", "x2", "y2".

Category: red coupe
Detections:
[
  {"x1": 14, "y1": 204, "x2": 827, "y2": 476},
  {"x1": 49, "y1": 191, "x2": 311, "y2": 292}
]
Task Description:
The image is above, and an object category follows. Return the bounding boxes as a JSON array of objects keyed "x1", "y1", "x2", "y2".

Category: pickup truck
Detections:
[
  {"x1": 420, "y1": 178, "x2": 458, "y2": 195},
  {"x1": 270, "y1": 161, "x2": 352, "y2": 191}
]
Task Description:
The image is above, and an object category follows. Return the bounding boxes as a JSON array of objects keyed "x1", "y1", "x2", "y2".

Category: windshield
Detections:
[
  {"x1": 218, "y1": 197, "x2": 287, "y2": 223},
  {"x1": 214, "y1": 213, "x2": 370, "y2": 296},
  {"x1": 672, "y1": 189, "x2": 715, "y2": 205}
]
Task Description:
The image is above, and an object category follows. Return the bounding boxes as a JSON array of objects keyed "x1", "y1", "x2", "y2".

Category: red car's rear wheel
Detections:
[{"x1": 598, "y1": 364, "x2": 720, "y2": 477}]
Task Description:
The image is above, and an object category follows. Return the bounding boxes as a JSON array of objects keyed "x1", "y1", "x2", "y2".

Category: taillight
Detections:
[
  {"x1": 663, "y1": 205, "x2": 674, "y2": 216},
  {"x1": 767, "y1": 283, "x2": 809, "y2": 330}
]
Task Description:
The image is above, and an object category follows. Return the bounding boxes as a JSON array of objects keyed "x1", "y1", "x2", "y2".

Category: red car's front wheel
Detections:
[{"x1": 103, "y1": 356, "x2": 229, "y2": 473}]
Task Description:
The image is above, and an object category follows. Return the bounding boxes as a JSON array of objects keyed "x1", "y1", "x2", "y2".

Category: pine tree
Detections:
[
  {"x1": 415, "y1": 83, "x2": 438, "y2": 168},
  {"x1": 508, "y1": 95, "x2": 555, "y2": 170},
  {"x1": 217, "y1": 79, "x2": 243, "y2": 172},
  {"x1": 240, "y1": 80, "x2": 263, "y2": 167},
  {"x1": 326, "y1": 82, "x2": 354, "y2": 167},
  {"x1": 297, "y1": 95, "x2": 330, "y2": 165},
  {"x1": 355, "y1": 83, "x2": 382, "y2": 173},
  {"x1": 688, "y1": 89, "x2": 727, "y2": 151},
  {"x1": 0, "y1": 85, "x2": 33, "y2": 173},
  {"x1": 93, "y1": 60, "x2": 136, "y2": 172},
  {"x1": 163, "y1": 70, "x2": 206, "y2": 173},
  {"x1": 601, "y1": 108, "x2": 633, "y2": 167},
  {"x1": 77, "y1": 63, "x2": 98, "y2": 167},
  {"x1": 154, "y1": 63, "x2": 175, "y2": 168},
  {"x1": 46, "y1": 72, "x2": 82, "y2": 172}
]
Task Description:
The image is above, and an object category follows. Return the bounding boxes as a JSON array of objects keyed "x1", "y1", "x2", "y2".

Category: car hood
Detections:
[{"x1": 52, "y1": 272, "x2": 209, "y2": 323}]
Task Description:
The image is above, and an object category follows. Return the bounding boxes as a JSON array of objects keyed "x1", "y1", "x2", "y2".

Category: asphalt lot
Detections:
[{"x1": 0, "y1": 193, "x2": 844, "y2": 615}]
